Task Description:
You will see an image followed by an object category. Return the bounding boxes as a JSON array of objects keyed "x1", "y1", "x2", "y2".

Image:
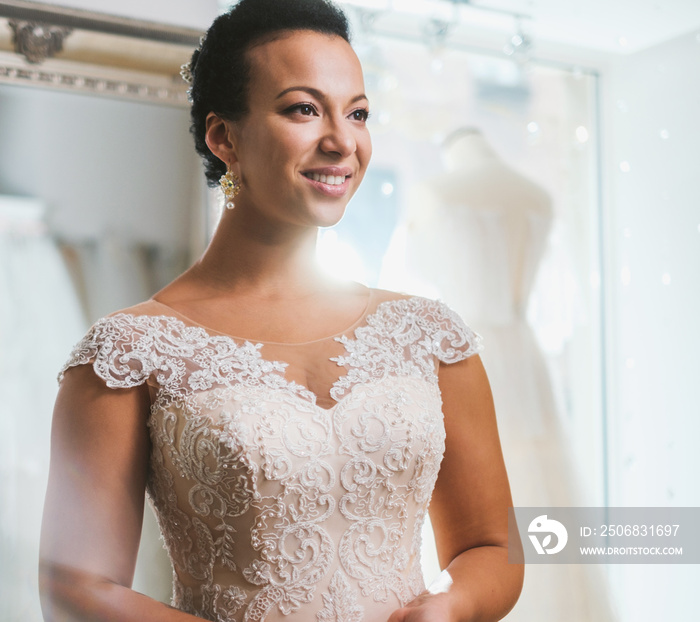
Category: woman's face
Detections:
[{"x1": 224, "y1": 30, "x2": 372, "y2": 229}]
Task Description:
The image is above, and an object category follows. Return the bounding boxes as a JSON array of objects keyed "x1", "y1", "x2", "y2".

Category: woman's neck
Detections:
[{"x1": 190, "y1": 209, "x2": 329, "y2": 300}]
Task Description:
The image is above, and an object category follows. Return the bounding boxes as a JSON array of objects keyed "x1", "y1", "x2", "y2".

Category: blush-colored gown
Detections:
[{"x1": 58, "y1": 289, "x2": 482, "y2": 622}]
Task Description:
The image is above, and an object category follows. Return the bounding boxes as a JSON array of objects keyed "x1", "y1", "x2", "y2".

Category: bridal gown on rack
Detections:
[
  {"x1": 0, "y1": 197, "x2": 86, "y2": 621},
  {"x1": 58, "y1": 288, "x2": 483, "y2": 622}
]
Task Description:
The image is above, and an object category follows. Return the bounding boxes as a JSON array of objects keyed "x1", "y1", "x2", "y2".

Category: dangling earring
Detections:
[{"x1": 219, "y1": 166, "x2": 241, "y2": 210}]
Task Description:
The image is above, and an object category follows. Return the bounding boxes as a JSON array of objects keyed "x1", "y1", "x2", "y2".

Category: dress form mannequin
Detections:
[
  {"x1": 404, "y1": 128, "x2": 556, "y2": 444},
  {"x1": 393, "y1": 129, "x2": 615, "y2": 621}
]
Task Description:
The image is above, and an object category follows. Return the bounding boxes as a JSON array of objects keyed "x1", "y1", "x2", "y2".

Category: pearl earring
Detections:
[{"x1": 219, "y1": 167, "x2": 241, "y2": 210}]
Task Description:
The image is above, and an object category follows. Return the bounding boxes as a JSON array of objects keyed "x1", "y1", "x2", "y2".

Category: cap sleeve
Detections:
[
  {"x1": 421, "y1": 299, "x2": 483, "y2": 364},
  {"x1": 57, "y1": 313, "x2": 158, "y2": 389}
]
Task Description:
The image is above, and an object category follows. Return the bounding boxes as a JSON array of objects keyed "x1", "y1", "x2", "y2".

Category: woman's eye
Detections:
[
  {"x1": 289, "y1": 103, "x2": 317, "y2": 116},
  {"x1": 351, "y1": 108, "x2": 370, "y2": 122}
]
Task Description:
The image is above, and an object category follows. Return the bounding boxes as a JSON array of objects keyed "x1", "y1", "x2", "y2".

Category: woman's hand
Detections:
[{"x1": 387, "y1": 592, "x2": 453, "y2": 622}]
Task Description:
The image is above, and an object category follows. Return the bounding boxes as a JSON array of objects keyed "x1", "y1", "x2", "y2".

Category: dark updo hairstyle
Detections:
[{"x1": 188, "y1": 0, "x2": 351, "y2": 187}]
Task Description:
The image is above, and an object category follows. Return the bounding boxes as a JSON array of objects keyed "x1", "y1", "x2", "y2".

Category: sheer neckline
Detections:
[{"x1": 147, "y1": 286, "x2": 375, "y2": 347}]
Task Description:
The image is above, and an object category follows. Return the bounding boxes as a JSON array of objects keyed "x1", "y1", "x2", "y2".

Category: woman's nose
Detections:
[{"x1": 319, "y1": 117, "x2": 356, "y2": 158}]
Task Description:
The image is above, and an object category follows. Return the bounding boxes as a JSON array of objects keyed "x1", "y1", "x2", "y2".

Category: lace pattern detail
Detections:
[
  {"x1": 330, "y1": 297, "x2": 483, "y2": 401},
  {"x1": 333, "y1": 377, "x2": 444, "y2": 606},
  {"x1": 57, "y1": 296, "x2": 481, "y2": 622},
  {"x1": 57, "y1": 314, "x2": 317, "y2": 403},
  {"x1": 316, "y1": 571, "x2": 364, "y2": 622}
]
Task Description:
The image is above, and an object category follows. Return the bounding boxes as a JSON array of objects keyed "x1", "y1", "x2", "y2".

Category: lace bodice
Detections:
[{"x1": 58, "y1": 292, "x2": 482, "y2": 622}]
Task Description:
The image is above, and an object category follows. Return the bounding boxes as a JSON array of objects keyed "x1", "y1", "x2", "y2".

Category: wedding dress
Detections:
[
  {"x1": 391, "y1": 130, "x2": 615, "y2": 621},
  {"x1": 0, "y1": 197, "x2": 87, "y2": 622},
  {"x1": 58, "y1": 288, "x2": 483, "y2": 622}
]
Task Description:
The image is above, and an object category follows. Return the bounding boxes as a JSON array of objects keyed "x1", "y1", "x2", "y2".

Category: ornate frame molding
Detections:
[{"x1": 0, "y1": 0, "x2": 203, "y2": 106}]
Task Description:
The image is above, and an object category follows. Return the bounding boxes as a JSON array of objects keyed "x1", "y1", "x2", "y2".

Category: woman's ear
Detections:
[{"x1": 204, "y1": 112, "x2": 238, "y2": 167}]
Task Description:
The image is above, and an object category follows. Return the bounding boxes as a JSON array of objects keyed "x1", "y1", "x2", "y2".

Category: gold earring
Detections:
[{"x1": 219, "y1": 167, "x2": 241, "y2": 210}]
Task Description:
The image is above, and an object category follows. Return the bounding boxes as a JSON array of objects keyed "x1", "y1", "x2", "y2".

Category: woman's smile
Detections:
[{"x1": 302, "y1": 166, "x2": 352, "y2": 196}]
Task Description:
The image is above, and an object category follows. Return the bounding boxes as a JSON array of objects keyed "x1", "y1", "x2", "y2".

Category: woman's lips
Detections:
[{"x1": 302, "y1": 169, "x2": 352, "y2": 197}]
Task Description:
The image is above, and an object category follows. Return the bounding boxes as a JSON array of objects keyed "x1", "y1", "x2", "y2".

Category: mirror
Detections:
[{"x1": 0, "y1": 0, "x2": 199, "y2": 102}]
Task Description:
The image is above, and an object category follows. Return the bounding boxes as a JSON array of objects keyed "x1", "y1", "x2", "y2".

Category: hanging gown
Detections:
[
  {"x1": 394, "y1": 199, "x2": 616, "y2": 621},
  {"x1": 57, "y1": 289, "x2": 483, "y2": 622},
  {"x1": 0, "y1": 197, "x2": 87, "y2": 622}
]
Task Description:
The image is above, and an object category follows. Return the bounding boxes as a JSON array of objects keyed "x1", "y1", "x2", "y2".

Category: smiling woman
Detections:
[
  {"x1": 202, "y1": 29, "x2": 372, "y2": 229},
  {"x1": 39, "y1": 1, "x2": 523, "y2": 621}
]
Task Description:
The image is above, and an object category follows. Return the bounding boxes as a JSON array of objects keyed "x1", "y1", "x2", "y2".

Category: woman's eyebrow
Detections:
[{"x1": 276, "y1": 86, "x2": 368, "y2": 104}]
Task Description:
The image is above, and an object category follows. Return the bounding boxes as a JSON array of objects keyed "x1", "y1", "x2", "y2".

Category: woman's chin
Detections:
[{"x1": 313, "y1": 205, "x2": 350, "y2": 229}]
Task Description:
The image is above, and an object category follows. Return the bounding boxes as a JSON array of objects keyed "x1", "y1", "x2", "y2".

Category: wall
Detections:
[
  {"x1": 603, "y1": 28, "x2": 700, "y2": 621},
  {"x1": 38, "y1": 0, "x2": 218, "y2": 29}
]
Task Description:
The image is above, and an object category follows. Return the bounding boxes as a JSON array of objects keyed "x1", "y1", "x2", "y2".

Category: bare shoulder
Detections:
[
  {"x1": 367, "y1": 286, "x2": 417, "y2": 305},
  {"x1": 101, "y1": 298, "x2": 165, "y2": 320}
]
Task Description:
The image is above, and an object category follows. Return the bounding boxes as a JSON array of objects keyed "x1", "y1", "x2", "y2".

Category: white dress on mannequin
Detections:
[{"x1": 387, "y1": 129, "x2": 615, "y2": 621}]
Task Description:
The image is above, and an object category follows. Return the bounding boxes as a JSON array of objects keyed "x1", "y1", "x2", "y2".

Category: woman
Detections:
[{"x1": 39, "y1": 1, "x2": 523, "y2": 620}]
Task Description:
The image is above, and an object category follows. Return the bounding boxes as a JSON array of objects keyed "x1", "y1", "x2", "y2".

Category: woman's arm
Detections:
[
  {"x1": 389, "y1": 355, "x2": 524, "y2": 622},
  {"x1": 39, "y1": 364, "x2": 203, "y2": 621}
]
